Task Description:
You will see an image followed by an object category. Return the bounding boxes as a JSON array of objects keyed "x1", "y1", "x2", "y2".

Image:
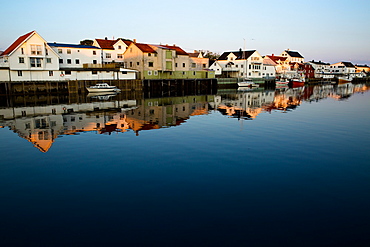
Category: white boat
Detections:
[
  {"x1": 238, "y1": 79, "x2": 258, "y2": 87},
  {"x1": 275, "y1": 79, "x2": 289, "y2": 85},
  {"x1": 86, "y1": 83, "x2": 120, "y2": 93}
]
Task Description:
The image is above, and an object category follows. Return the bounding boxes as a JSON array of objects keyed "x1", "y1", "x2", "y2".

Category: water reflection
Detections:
[{"x1": 0, "y1": 83, "x2": 369, "y2": 152}]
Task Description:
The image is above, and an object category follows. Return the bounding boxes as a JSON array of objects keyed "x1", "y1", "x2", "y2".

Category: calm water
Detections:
[{"x1": 1, "y1": 83, "x2": 370, "y2": 246}]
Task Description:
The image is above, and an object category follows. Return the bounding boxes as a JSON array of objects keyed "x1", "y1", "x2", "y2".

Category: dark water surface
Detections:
[{"x1": 1, "y1": 84, "x2": 370, "y2": 246}]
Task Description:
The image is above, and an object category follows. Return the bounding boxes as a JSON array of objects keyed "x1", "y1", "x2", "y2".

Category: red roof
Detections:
[
  {"x1": 95, "y1": 38, "x2": 133, "y2": 50},
  {"x1": 159, "y1": 45, "x2": 188, "y2": 56},
  {"x1": 135, "y1": 43, "x2": 156, "y2": 53},
  {"x1": 1, "y1": 31, "x2": 35, "y2": 56},
  {"x1": 267, "y1": 55, "x2": 287, "y2": 62},
  {"x1": 95, "y1": 39, "x2": 116, "y2": 50}
]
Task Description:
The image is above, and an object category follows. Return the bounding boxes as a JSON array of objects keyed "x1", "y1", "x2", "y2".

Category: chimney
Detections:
[
  {"x1": 272, "y1": 54, "x2": 274, "y2": 56},
  {"x1": 133, "y1": 39, "x2": 137, "y2": 43},
  {"x1": 105, "y1": 37, "x2": 108, "y2": 40}
]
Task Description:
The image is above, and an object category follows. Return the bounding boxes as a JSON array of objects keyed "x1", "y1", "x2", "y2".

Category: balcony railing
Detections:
[{"x1": 83, "y1": 63, "x2": 122, "y2": 69}]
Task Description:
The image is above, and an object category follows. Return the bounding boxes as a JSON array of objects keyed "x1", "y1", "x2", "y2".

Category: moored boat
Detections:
[
  {"x1": 86, "y1": 83, "x2": 120, "y2": 93},
  {"x1": 238, "y1": 79, "x2": 258, "y2": 87},
  {"x1": 290, "y1": 78, "x2": 305, "y2": 87}
]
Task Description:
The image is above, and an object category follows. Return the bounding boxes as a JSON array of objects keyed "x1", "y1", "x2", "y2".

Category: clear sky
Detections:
[{"x1": 1, "y1": 0, "x2": 369, "y2": 64}]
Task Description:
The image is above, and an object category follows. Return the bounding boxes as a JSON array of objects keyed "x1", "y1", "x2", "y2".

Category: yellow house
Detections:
[{"x1": 123, "y1": 42, "x2": 214, "y2": 79}]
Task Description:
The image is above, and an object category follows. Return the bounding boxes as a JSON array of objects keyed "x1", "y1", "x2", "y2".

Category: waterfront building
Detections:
[
  {"x1": 123, "y1": 42, "x2": 213, "y2": 79},
  {"x1": 265, "y1": 54, "x2": 291, "y2": 77},
  {"x1": 355, "y1": 64, "x2": 370, "y2": 75},
  {"x1": 0, "y1": 31, "x2": 60, "y2": 81},
  {"x1": 93, "y1": 38, "x2": 132, "y2": 64},
  {"x1": 307, "y1": 60, "x2": 332, "y2": 78},
  {"x1": 209, "y1": 50, "x2": 265, "y2": 79},
  {"x1": 0, "y1": 31, "x2": 137, "y2": 82},
  {"x1": 280, "y1": 49, "x2": 304, "y2": 63}
]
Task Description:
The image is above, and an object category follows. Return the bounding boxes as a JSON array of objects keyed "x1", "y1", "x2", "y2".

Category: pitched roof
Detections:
[
  {"x1": 48, "y1": 43, "x2": 100, "y2": 49},
  {"x1": 285, "y1": 50, "x2": 304, "y2": 58},
  {"x1": 135, "y1": 43, "x2": 156, "y2": 53},
  {"x1": 309, "y1": 60, "x2": 330, "y2": 65},
  {"x1": 266, "y1": 55, "x2": 287, "y2": 62},
  {"x1": 218, "y1": 50, "x2": 256, "y2": 60},
  {"x1": 159, "y1": 45, "x2": 188, "y2": 56},
  {"x1": 95, "y1": 38, "x2": 133, "y2": 50},
  {"x1": 342, "y1": 61, "x2": 355, "y2": 68},
  {"x1": 95, "y1": 39, "x2": 117, "y2": 50},
  {"x1": 1, "y1": 31, "x2": 35, "y2": 56}
]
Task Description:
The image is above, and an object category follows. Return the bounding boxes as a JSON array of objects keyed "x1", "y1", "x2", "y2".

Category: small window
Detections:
[
  {"x1": 93, "y1": 51, "x2": 97, "y2": 55},
  {"x1": 106, "y1": 53, "x2": 111, "y2": 59},
  {"x1": 75, "y1": 59, "x2": 80, "y2": 64},
  {"x1": 93, "y1": 60, "x2": 97, "y2": 64},
  {"x1": 92, "y1": 71, "x2": 98, "y2": 75},
  {"x1": 46, "y1": 58, "x2": 52, "y2": 63},
  {"x1": 58, "y1": 49, "x2": 63, "y2": 54},
  {"x1": 49, "y1": 71, "x2": 53, "y2": 76},
  {"x1": 65, "y1": 71, "x2": 71, "y2": 75},
  {"x1": 183, "y1": 63, "x2": 185, "y2": 67},
  {"x1": 19, "y1": 57, "x2": 24, "y2": 63},
  {"x1": 17, "y1": 71, "x2": 22, "y2": 76},
  {"x1": 148, "y1": 71, "x2": 152, "y2": 75},
  {"x1": 67, "y1": 49, "x2": 71, "y2": 54},
  {"x1": 148, "y1": 53, "x2": 151, "y2": 56},
  {"x1": 121, "y1": 71, "x2": 127, "y2": 74},
  {"x1": 137, "y1": 62, "x2": 140, "y2": 66},
  {"x1": 59, "y1": 59, "x2": 63, "y2": 64},
  {"x1": 148, "y1": 62, "x2": 153, "y2": 67},
  {"x1": 67, "y1": 59, "x2": 72, "y2": 64},
  {"x1": 21, "y1": 48, "x2": 24, "y2": 54},
  {"x1": 117, "y1": 54, "x2": 123, "y2": 59},
  {"x1": 118, "y1": 45, "x2": 121, "y2": 49}
]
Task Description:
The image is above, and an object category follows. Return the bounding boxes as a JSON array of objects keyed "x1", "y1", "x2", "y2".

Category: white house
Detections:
[
  {"x1": 280, "y1": 49, "x2": 304, "y2": 63},
  {"x1": 0, "y1": 31, "x2": 137, "y2": 81},
  {"x1": 0, "y1": 31, "x2": 61, "y2": 81},
  {"x1": 209, "y1": 50, "x2": 265, "y2": 79},
  {"x1": 306, "y1": 60, "x2": 332, "y2": 78},
  {"x1": 93, "y1": 38, "x2": 132, "y2": 64}
]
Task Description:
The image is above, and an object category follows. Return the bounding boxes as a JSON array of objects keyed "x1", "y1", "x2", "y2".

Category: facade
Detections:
[
  {"x1": 307, "y1": 60, "x2": 331, "y2": 78},
  {"x1": 0, "y1": 31, "x2": 60, "y2": 81},
  {"x1": 93, "y1": 38, "x2": 132, "y2": 64},
  {"x1": 123, "y1": 42, "x2": 214, "y2": 79},
  {"x1": 0, "y1": 31, "x2": 136, "y2": 82},
  {"x1": 209, "y1": 50, "x2": 265, "y2": 79},
  {"x1": 280, "y1": 49, "x2": 304, "y2": 63}
]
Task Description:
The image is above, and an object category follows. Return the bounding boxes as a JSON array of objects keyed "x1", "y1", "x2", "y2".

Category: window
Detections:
[
  {"x1": 192, "y1": 63, "x2": 196, "y2": 68},
  {"x1": 58, "y1": 49, "x2": 63, "y2": 54},
  {"x1": 121, "y1": 71, "x2": 127, "y2": 74},
  {"x1": 19, "y1": 57, "x2": 25, "y2": 63},
  {"x1": 203, "y1": 64, "x2": 206, "y2": 68},
  {"x1": 148, "y1": 62, "x2": 153, "y2": 67},
  {"x1": 59, "y1": 59, "x2": 63, "y2": 64},
  {"x1": 92, "y1": 71, "x2": 98, "y2": 75},
  {"x1": 137, "y1": 62, "x2": 140, "y2": 66},
  {"x1": 148, "y1": 71, "x2": 152, "y2": 75},
  {"x1": 183, "y1": 63, "x2": 185, "y2": 67},
  {"x1": 30, "y1": 58, "x2": 42, "y2": 67},
  {"x1": 154, "y1": 71, "x2": 158, "y2": 76},
  {"x1": 106, "y1": 53, "x2": 111, "y2": 58},
  {"x1": 93, "y1": 51, "x2": 96, "y2": 55},
  {"x1": 67, "y1": 49, "x2": 71, "y2": 54},
  {"x1": 130, "y1": 62, "x2": 133, "y2": 67},
  {"x1": 21, "y1": 48, "x2": 24, "y2": 54},
  {"x1": 148, "y1": 53, "x2": 151, "y2": 56},
  {"x1": 93, "y1": 60, "x2": 97, "y2": 64},
  {"x1": 46, "y1": 58, "x2": 52, "y2": 63},
  {"x1": 118, "y1": 45, "x2": 121, "y2": 49},
  {"x1": 49, "y1": 71, "x2": 53, "y2": 76},
  {"x1": 175, "y1": 63, "x2": 178, "y2": 67},
  {"x1": 75, "y1": 59, "x2": 80, "y2": 64},
  {"x1": 67, "y1": 59, "x2": 72, "y2": 64},
  {"x1": 65, "y1": 71, "x2": 71, "y2": 75},
  {"x1": 17, "y1": 71, "x2": 22, "y2": 76},
  {"x1": 117, "y1": 54, "x2": 123, "y2": 59}
]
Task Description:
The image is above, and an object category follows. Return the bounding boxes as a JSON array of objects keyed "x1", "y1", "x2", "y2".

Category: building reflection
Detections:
[{"x1": 0, "y1": 83, "x2": 368, "y2": 152}]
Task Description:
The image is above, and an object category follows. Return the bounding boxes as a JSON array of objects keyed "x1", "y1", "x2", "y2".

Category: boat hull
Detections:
[{"x1": 86, "y1": 87, "x2": 118, "y2": 93}]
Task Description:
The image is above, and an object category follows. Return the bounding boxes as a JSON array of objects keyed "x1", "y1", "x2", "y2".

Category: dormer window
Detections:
[{"x1": 118, "y1": 45, "x2": 121, "y2": 49}]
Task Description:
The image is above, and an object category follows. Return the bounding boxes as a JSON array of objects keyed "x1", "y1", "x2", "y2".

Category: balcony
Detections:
[{"x1": 83, "y1": 63, "x2": 123, "y2": 69}]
